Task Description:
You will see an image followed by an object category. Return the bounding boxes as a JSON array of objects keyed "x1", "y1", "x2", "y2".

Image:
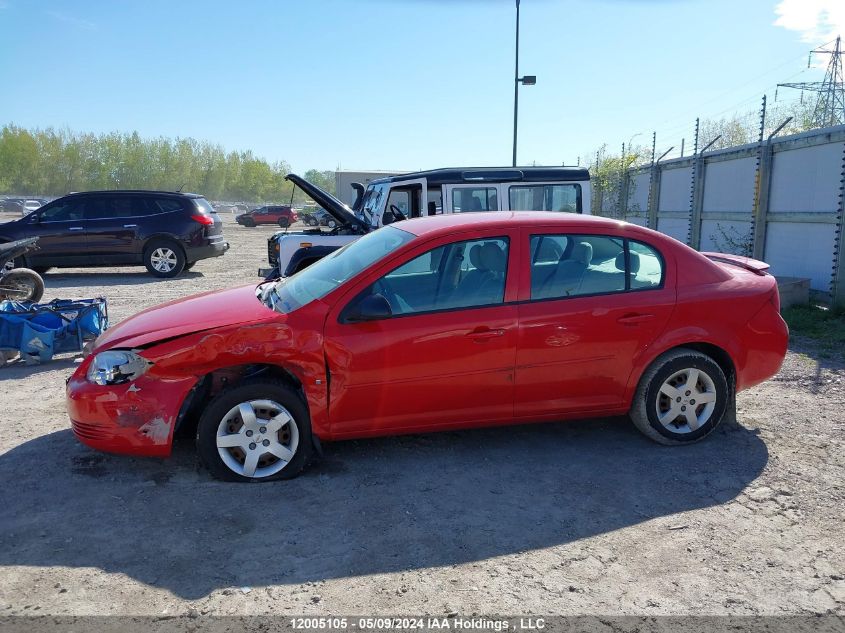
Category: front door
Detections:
[
  {"x1": 323, "y1": 232, "x2": 519, "y2": 437},
  {"x1": 515, "y1": 230, "x2": 675, "y2": 417},
  {"x1": 25, "y1": 198, "x2": 90, "y2": 266}
]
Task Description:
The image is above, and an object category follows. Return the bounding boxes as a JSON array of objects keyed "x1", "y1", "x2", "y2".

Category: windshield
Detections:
[
  {"x1": 265, "y1": 226, "x2": 415, "y2": 314},
  {"x1": 360, "y1": 183, "x2": 388, "y2": 227}
]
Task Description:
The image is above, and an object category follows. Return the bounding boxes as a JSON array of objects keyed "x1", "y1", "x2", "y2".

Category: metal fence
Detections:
[{"x1": 593, "y1": 123, "x2": 845, "y2": 306}]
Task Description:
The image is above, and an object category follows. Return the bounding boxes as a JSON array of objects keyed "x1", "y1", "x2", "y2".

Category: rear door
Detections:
[
  {"x1": 84, "y1": 194, "x2": 143, "y2": 264},
  {"x1": 505, "y1": 182, "x2": 583, "y2": 213},
  {"x1": 515, "y1": 229, "x2": 675, "y2": 417}
]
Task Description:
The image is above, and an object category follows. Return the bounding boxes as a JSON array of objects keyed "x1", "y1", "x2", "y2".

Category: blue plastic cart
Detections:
[{"x1": 0, "y1": 298, "x2": 109, "y2": 365}]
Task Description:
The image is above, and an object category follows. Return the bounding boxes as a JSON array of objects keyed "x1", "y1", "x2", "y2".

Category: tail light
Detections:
[{"x1": 191, "y1": 214, "x2": 214, "y2": 226}]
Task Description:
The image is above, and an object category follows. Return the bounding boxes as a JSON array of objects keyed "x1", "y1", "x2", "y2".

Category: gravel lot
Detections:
[{"x1": 0, "y1": 211, "x2": 843, "y2": 618}]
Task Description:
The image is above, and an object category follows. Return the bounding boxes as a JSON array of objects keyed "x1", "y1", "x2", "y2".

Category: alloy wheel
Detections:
[{"x1": 150, "y1": 248, "x2": 177, "y2": 273}]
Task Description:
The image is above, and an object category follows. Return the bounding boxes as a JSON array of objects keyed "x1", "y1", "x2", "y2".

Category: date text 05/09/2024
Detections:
[{"x1": 289, "y1": 617, "x2": 546, "y2": 631}]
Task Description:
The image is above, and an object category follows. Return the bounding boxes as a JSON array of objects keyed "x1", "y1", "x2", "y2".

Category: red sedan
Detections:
[{"x1": 67, "y1": 213, "x2": 788, "y2": 482}]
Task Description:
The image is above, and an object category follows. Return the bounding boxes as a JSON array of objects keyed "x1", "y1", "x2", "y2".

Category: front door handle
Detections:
[
  {"x1": 617, "y1": 313, "x2": 655, "y2": 325},
  {"x1": 123, "y1": 224, "x2": 137, "y2": 228},
  {"x1": 467, "y1": 327, "x2": 505, "y2": 341},
  {"x1": 68, "y1": 227, "x2": 84, "y2": 231}
]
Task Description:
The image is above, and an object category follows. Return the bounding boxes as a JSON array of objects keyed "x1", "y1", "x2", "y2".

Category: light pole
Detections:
[{"x1": 512, "y1": 0, "x2": 536, "y2": 167}]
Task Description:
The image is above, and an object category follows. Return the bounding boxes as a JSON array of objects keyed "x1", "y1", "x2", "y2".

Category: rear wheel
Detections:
[
  {"x1": 629, "y1": 348, "x2": 729, "y2": 445},
  {"x1": 196, "y1": 380, "x2": 313, "y2": 482},
  {"x1": 0, "y1": 268, "x2": 45, "y2": 302},
  {"x1": 144, "y1": 239, "x2": 185, "y2": 278}
]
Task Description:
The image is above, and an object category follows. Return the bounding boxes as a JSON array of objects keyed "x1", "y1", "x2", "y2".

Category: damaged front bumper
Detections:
[{"x1": 66, "y1": 360, "x2": 197, "y2": 457}]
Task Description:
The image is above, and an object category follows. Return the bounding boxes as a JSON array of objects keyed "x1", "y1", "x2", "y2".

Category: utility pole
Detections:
[
  {"x1": 512, "y1": 0, "x2": 536, "y2": 166},
  {"x1": 778, "y1": 36, "x2": 844, "y2": 128}
]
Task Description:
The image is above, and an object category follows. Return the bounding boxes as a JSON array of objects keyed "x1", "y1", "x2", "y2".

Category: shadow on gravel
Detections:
[
  {"x1": 0, "y1": 417, "x2": 767, "y2": 599},
  {"x1": 44, "y1": 271, "x2": 204, "y2": 288}
]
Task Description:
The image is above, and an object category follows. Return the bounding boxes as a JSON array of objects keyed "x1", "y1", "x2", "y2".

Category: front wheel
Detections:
[
  {"x1": 196, "y1": 380, "x2": 313, "y2": 482},
  {"x1": 0, "y1": 268, "x2": 45, "y2": 302},
  {"x1": 629, "y1": 348, "x2": 729, "y2": 445},
  {"x1": 144, "y1": 240, "x2": 185, "y2": 278},
  {"x1": 278, "y1": 218, "x2": 290, "y2": 228}
]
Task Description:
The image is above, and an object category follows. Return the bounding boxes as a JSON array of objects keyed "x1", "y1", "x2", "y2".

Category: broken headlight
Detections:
[{"x1": 86, "y1": 350, "x2": 150, "y2": 386}]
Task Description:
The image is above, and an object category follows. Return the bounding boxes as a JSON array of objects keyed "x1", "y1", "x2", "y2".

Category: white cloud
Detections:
[{"x1": 774, "y1": 0, "x2": 845, "y2": 45}]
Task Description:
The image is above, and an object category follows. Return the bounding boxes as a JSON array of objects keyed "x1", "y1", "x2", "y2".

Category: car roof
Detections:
[
  {"x1": 60, "y1": 190, "x2": 204, "y2": 199},
  {"x1": 397, "y1": 211, "x2": 638, "y2": 238},
  {"x1": 369, "y1": 166, "x2": 589, "y2": 186}
]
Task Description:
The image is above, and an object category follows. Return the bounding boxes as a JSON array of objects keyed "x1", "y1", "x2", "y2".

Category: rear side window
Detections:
[
  {"x1": 509, "y1": 184, "x2": 581, "y2": 213},
  {"x1": 452, "y1": 187, "x2": 498, "y2": 212},
  {"x1": 147, "y1": 198, "x2": 184, "y2": 214},
  {"x1": 530, "y1": 234, "x2": 663, "y2": 300}
]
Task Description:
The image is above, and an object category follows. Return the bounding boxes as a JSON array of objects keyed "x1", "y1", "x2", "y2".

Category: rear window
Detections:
[{"x1": 193, "y1": 198, "x2": 216, "y2": 214}]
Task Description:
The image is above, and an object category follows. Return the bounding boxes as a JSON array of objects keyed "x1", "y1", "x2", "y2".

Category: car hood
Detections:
[
  {"x1": 93, "y1": 284, "x2": 277, "y2": 350},
  {"x1": 285, "y1": 173, "x2": 369, "y2": 232}
]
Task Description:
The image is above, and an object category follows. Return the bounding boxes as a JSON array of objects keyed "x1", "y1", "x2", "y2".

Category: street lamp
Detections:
[{"x1": 512, "y1": 0, "x2": 536, "y2": 167}]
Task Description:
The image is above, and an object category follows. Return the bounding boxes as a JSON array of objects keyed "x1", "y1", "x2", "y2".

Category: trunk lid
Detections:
[{"x1": 285, "y1": 173, "x2": 368, "y2": 232}]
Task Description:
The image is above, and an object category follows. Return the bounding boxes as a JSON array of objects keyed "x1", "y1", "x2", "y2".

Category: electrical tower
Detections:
[{"x1": 777, "y1": 36, "x2": 844, "y2": 128}]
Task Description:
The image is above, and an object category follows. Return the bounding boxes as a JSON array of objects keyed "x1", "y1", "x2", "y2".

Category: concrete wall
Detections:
[{"x1": 605, "y1": 124, "x2": 845, "y2": 303}]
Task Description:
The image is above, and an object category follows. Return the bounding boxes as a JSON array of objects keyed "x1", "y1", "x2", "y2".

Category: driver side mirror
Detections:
[
  {"x1": 343, "y1": 293, "x2": 392, "y2": 323},
  {"x1": 29, "y1": 213, "x2": 40, "y2": 224}
]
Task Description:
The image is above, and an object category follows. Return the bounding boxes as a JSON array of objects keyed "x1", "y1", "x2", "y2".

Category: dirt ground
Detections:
[{"x1": 0, "y1": 211, "x2": 843, "y2": 618}]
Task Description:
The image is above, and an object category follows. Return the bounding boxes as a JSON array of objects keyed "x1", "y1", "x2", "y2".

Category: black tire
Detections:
[
  {"x1": 143, "y1": 239, "x2": 186, "y2": 278},
  {"x1": 278, "y1": 218, "x2": 290, "y2": 228},
  {"x1": 0, "y1": 268, "x2": 45, "y2": 302},
  {"x1": 629, "y1": 348, "x2": 729, "y2": 445},
  {"x1": 196, "y1": 380, "x2": 313, "y2": 482},
  {"x1": 242, "y1": 219, "x2": 256, "y2": 228}
]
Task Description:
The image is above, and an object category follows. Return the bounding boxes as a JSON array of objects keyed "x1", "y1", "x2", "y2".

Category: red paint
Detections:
[{"x1": 67, "y1": 212, "x2": 788, "y2": 457}]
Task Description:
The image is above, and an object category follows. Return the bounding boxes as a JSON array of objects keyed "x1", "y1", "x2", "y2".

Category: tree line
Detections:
[{"x1": 0, "y1": 124, "x2": 336, "y2": 202}]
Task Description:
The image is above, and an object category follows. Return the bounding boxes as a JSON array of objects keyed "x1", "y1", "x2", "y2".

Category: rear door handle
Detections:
[
  {"x1": 68, "y1": 227, "x2": 84, "y2": 231},
  {"x1": 467, "y1": 327, "x2": 505, "y2": 341},
  {"x1": 123, "y1": 224, "x2": 137, "y2": 228},
  {"x1": 617, "y1": 313, "x2": 655, "y2": 325}
]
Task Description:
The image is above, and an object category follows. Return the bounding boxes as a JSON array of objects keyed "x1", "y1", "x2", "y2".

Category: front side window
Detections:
[
  {"x1": 361, "y1": 183, "x2": 388, "y2": 227},
  {"x1": 452, "y1": 187, "x2": 498, "y2": 212},
  {"x1": 530, "y1": 234, "x2": 663, "y2": 300},
  {"x1": 267, "y1": 226, "x2": 415, "y2": 314},
  {"x1": 509, "y1": 184, "x2": 581, "y2": 213},
  {"x1": 39, "y1": 200, "x2": 83, "y2": 222},
  {"x1": 355, "y1": 237, "x2": 509, "y2": 317}
]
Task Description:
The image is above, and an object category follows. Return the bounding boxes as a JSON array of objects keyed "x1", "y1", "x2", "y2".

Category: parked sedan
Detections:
[{"x1": 67, "y1": 212, "x2": 788, "y2": 482}]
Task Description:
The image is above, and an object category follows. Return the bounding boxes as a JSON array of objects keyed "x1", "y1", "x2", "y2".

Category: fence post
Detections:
[
  {"x1": 687, "y1": 119, "x2": 700, "y2": 247},
  {"x1": 648, "y1": 147, "x2": 673, "y2": 231},
  {"x1": 752, "y1": 117, "x2": 793, "y2": 261},
  {"x1": 832, "y1": 142, "x2": 845, "y2": 308},
  {"x1": 618, "y1": 143, "x2": 628, "y2": 220}
]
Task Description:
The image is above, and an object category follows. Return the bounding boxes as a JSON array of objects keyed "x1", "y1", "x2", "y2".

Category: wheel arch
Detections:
[
  {"x1": 627, "y1": 340, "x2": 737, "y2": 409},
  {"x1": 142, "y1": 233, "x2": 187, "y2": 254},
  {"x1": 174, "y1": 362, "x2": 308, "y2": 440}
]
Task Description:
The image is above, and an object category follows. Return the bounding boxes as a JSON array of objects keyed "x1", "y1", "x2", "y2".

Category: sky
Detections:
[{"x1": 0, "y1": 0, "x2": 842, "y2": 173}]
